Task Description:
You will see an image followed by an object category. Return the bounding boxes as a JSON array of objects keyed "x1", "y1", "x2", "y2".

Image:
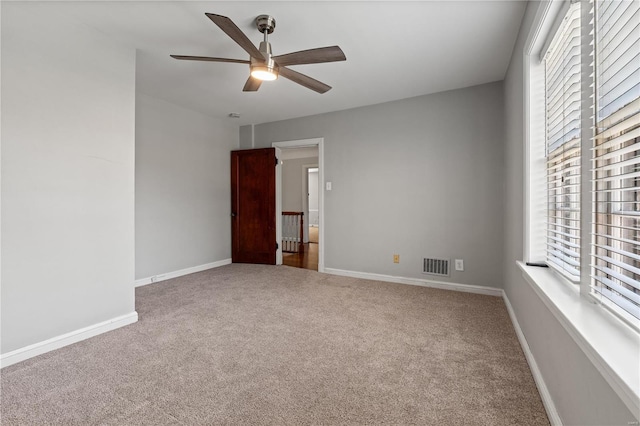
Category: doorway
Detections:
[
  {"x1": 273, "y1": 138, "x2": 325, "y2": 272},
  {"x1": 281, "y1": 163, "x2": 319, "y2": 271}
]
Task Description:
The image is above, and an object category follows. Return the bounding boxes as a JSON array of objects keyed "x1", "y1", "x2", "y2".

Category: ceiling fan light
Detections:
[{"x1": 251, "y1": 65, "x2": 278, "y2": 81}]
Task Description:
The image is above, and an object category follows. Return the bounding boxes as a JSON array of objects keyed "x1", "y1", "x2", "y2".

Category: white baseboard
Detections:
[
  {"x1": 323, "y1": 267, "x2": 503, "y2": 297},
  {"x1": 135, "y1": 258, "x2": 232, "y2": 287},
  {"x1": 0, "y1": 311, "x2": 138, "y2": 369},
  {"x1": 502, "y1": 292, "x2": 562, "y2": 426}
]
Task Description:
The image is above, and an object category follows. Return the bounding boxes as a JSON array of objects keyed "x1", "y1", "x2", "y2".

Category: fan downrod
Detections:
[{"x1": 255, "y1": 15, "x2": 276, "y2": 34}]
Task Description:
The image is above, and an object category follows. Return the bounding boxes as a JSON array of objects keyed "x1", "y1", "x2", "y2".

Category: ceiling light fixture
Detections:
[
  {"x1": 250, "y1": 67, "x2": 277, "y2": 81},
  {"x1": 250, "y1": 15, "x2": 279, "y2": 81},
  {"x1": 250, "y1": 60, "x2": 278, "y2": 81}
]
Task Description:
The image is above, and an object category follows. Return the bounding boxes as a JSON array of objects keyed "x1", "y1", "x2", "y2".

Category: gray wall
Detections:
[
  {"x1": 135, "y1": 93, "x2": 237, "y2": 280},
  {"x1": 245, "y1": 82, "x2": 504, "y2": 287},
  {"x1": 239, "y1": 125, "x2": 253, "y2": 150},
  {"x1": 503, "y1": 2, "x2": 635, "y2": 424},
  {"x1": 282, "y1": 157, "x2": 318, "y2": 212},
  {"x1": 1, "y1": 3, "x2": 136, "y2": 353},
  {"x1": 309, "y1": 170, "x2": 319, "y2": 226}
]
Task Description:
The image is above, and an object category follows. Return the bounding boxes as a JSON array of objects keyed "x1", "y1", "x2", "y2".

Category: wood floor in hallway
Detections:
[{"x1": 283, "y1": 227, "x2": 318, "y2": 271}]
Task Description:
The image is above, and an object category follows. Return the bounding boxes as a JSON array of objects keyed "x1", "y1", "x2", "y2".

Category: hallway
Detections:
[{"x1": 283, "y1": 227, "x2": 318, "y2": 271}]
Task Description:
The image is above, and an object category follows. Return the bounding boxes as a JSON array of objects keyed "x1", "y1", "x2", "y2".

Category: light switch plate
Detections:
[{"x1": 454, "y1": 259, "x2": 464, "y2": 271}]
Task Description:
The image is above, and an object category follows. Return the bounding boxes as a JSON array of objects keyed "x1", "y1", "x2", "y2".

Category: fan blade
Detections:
[
  {"x1": 243, "y1": 76, "x2": 262, "y2": 92},
  {"x1": 279, "y1": 67, "x2": 331, "y2": 94},
  {"x1": 205, "y1": 13, "x2": 264, "y2": 59},
  {"x1": 273, "y1": 46, "x2": 346, "y2": 67},
  {"x1": 170, "y1": 55, "x2": 250, "y2": 64}
]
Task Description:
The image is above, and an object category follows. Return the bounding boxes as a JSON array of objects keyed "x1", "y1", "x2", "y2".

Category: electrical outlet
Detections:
[
  {"x1": 393, "y1": 254, "x2": 400, "y2": 263},
  {"x1": 454, "y1": 259, "x2": 464, "y2": 271}
]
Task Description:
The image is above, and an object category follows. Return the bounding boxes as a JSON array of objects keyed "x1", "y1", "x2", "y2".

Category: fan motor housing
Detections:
[{"x1": 255, "y1": 15, "x2": 276, "y2": 34}]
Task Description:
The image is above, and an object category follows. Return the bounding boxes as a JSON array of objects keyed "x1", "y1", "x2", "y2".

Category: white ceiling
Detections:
[{"x1": 48, "y1": 1, "x2": 526, "y2": 126}]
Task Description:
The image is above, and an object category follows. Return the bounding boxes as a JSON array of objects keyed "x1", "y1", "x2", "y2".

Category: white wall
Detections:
[
  {"x1": 244, "y1": 82, "x2": 504, "y2": 288},
  {"x1": 1, "y1": 3, "x2": 136, "y2": 353},
  {"x1": 135, "y1": 93, "x2": 237, "y2": 280},
  {"x1": 503, "y1": 2, "x2": 635, "y2": 424}
]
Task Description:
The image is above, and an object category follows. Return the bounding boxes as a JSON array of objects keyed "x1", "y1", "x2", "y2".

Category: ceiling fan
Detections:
[{"x1": 171, "y1": 13, "x2": 346, "y2": 94}]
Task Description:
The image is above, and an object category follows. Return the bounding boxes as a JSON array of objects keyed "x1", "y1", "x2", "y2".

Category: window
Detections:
[
  {"x1": 592, "y1": 0, "x2": 640, "y2": 320},
  {"x1": 544, "y1": 2, "x2": 582, "y2": 281},
  {"x1": 535, "y1": 0, "x2": 640, "y2": 323},
  {"x1": 524, "y1": 0, "x2": 640, "y2": 415}
]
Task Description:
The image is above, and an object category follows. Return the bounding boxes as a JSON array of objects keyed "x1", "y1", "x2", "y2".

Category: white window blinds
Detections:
[
  {"x1": 545, "y1": 3, "x2": 582, "y2": 281},
  {"x1": 592, "y1": 0, "x2": 640, "y2": 319}
]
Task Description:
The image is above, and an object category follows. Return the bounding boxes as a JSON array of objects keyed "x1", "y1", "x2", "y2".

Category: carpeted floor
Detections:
[{"x1": 1, "y1": 264, "x2": 549, "y2": 425}]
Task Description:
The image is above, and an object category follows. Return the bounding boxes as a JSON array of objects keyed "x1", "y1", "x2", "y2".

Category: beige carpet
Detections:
[{"x1": 1, "y1": 264, "x2": 549, "y2": 425}]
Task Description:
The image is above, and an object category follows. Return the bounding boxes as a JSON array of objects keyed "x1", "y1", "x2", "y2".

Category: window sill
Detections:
[{"x1": 517, "y1": 261, "x2": 640, "y2": 418}]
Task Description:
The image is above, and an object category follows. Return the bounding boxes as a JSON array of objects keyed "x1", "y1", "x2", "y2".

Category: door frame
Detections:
[{"x1": 272, "y1": 138, "x2": 325, "y2": 272}]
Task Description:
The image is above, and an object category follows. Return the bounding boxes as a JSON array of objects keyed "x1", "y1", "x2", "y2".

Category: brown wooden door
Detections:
[{"x1": 231, "y1": 148, "x2": 276, "y2": 264}]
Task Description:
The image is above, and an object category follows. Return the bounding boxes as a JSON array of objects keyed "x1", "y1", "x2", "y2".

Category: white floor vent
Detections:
[{"x1": 423, "y1": 257, "x2": 450, "y2": 277}]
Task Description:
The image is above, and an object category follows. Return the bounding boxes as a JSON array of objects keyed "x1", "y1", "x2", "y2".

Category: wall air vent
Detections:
[{"x1": 423, "y1": 257, "x2": 450, "y2": 277}]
